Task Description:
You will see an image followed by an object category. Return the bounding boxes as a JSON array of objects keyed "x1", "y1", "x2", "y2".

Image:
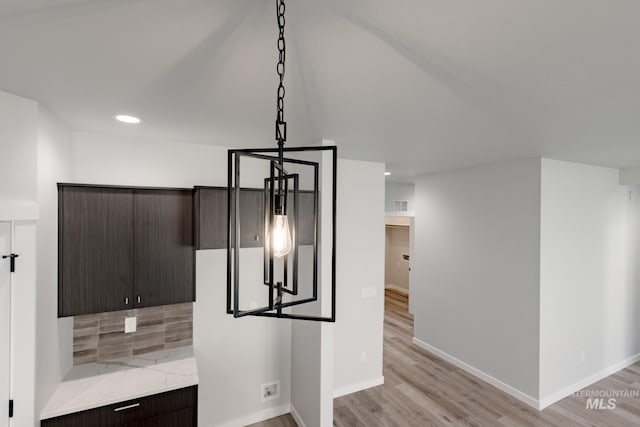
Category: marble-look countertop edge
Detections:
[
  {"x1": 40, "y1": 348, "x2": 199, "y2": 421},
  {"x1": 40, "y1": 376, "x2": 199, "y2": 420}
]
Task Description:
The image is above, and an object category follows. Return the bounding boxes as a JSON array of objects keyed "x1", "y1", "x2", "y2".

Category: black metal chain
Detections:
[{"x1": 275, "y1": 0, "x2": 286, "y2": 148}]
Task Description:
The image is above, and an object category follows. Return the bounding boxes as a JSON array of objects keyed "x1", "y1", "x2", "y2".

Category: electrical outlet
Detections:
[
  {"x1": 579, "y1": 350, "x2": 586, "y2": 363},
  {"x1": 124, "y1": 316, "x2": 137, "y2": 333},
  {"x1": 261, "y1": 381, "x2": 280, "y2": 402},
  {"x1": 360, "y1": 351, "x2": 367, "y2": 363},
  {"x1": 361, "y1": 287, "x2": 377, "y2": 299}
]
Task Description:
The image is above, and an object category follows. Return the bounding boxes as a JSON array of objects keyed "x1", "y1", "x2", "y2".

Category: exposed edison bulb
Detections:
[{"x1": 271, "y1": 214, "x2": 292, "y2": 257}]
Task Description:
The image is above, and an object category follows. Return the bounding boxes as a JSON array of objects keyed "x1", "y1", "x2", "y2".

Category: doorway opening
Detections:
[{"x1": 384, "y1": 216, "x2": 413, "y2": 315}]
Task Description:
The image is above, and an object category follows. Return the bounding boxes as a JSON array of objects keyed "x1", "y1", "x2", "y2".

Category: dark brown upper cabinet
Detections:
[
  {"x1": 194, "y1": 187, "x2": 264, "y2": 250},
  {"x1": 58, "y1": 184, "x2": 195, "y2": 317},
  {"x1": 194, "y1": 187, "x2": 229, "y2": 250},
  {"x1": 134, "y1": 189, "x2": 194, "y2": 308},
  {"x1": 58, "y1": 186, "x2": 134, "y2": 317},
  {"x1": 295, "y1": 190, "x2": 316, "y2": 246},
  {"x1": 194, "y1": 186, "x2": 315, "y2": 250}
]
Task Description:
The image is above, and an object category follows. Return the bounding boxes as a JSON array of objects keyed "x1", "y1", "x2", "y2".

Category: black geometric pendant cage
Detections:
[
  {"x1": 226, "y1": 146, "x2": 336, "y2": 322},
  {"x1": 226, "y1": 0, "x2": 336, "y2": 322}
]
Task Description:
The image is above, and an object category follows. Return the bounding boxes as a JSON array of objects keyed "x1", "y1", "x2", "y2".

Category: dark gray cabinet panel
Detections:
[
  {"x1": 41, "y1": 386, "x2": 197, "y2": 427},
  {"x1": 126, "y1": 407, "x2": 195, "y2": 427},
  {"x1": 194, "y1": 187, "x2": 264, "y2": 250},
  {"x1": 195, "y1": 187, "x2": 316, "y2": 249},
  {"x1": 59, "y1": 184, "x2": 195, "y2": 317},
  {"x1": 59, "y1": 186, "x2": 134, "y2": 317},
  {"x1": 238, "y1": 189, "x2": 264, "y2": 248},
  {"x1": 133, "y1": 189, "x2": 195, "y2": 308},
  {"x1": 294, "y1": 191, "x2": 315, "y2": 246},
  {"x1": 195, "y1": 187, "x2": 228, "y2": 250}
]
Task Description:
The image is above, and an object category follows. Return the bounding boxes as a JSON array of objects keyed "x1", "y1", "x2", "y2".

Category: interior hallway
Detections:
[{"x1": 254, "y1": 290, "x2": 640, "y2": 427}]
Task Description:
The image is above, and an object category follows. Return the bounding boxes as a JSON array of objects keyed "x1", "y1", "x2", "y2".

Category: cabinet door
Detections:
[
  {"x1": 125, "y1": 407, "x2": 196, "y2": 427},
  {"x1": 133, "y1": 189, "x2": 195, "y2": 308},
  {"x1": 238, "y1": 189, "x2": 264, "y2": 248},
  {"x1": 296, "y1": 191, "x2": 315, "y2": 246},
  {"x1": 195, "y1": 187, "x2": 228, "y2": 250},
  {"x1": 59, "y1": 186, "x2": 134, "y2": 317},
  {"x1": 41, "y1": 386, "x2": 198, "y2": 427},
  {"x1": 195, "y1": 187, "x2": 264, "y2": 250}
]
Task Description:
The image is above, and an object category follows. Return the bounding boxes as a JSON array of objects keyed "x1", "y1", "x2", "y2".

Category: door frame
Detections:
[
  {"x1": 0, "y1": 221, "x2": 13, "y2": 427},
  {"x1": 383, "y1": 215, "x2": 414, "y2": 313}
]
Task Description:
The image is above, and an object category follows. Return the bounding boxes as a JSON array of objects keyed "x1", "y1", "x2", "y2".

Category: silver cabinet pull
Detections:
[
  {"x1": 125, "y1": 297, "x2": 129, "y2": 305},
  {"x1": 114, "y1": 403, "x2": 140, "y2": 412},
  {"x1": 137, "y1": 295, "x2": 141, "y2": 304}
]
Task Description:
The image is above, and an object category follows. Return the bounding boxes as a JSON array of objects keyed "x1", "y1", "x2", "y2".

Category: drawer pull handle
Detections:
[{"x1": 114, "y1": 403, "x2": 140, "y2": 412}]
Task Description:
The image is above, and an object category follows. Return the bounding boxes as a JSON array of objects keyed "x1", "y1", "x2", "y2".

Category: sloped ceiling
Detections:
[{"x1": 1, "y1": 0, "x2": 639, "y2": 181}]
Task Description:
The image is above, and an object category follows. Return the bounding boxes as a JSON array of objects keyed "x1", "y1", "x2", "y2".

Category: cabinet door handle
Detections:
[
  {"x1": 114, "y1": 403, "x2": 140, "y2": 412},
  {"x1": 124, "y1": 297, "x2": 129, "y2": 305},
  {"x1": 137, "y1": 295, "x2": 141, "y2": 304}
]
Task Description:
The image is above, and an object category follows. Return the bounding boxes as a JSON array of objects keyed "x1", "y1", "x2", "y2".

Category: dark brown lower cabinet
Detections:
[
  {"x1": 127, "y1": 407, "x2": 195, "y2": 427},
  {"x1": 41, "y1": 386, "x2": 197, "y2": 427}
]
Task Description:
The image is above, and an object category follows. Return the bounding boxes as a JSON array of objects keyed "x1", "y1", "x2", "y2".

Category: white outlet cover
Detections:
[
  {"x1": 125, "y1": 316, "x2": 137, "y2": 334},
  {"x1": 261, "y1": 381, "x2": 280, "y2": 402},
  {"x1": 361, "y1": 287, "x2": 377, "y2": 299}
]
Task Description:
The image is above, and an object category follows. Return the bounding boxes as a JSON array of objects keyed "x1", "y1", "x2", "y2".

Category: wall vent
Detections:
[{"x1": 393, "y1": 200, "x2": 408, "y2": 212}]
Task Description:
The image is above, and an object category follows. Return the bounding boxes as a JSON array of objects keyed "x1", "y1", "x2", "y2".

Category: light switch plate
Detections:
[
  {"x1": 125, "y1": 316, "x2": 137, "y2": 333},
  {"x1": 361, "y1": 287, "x2": 377, "y2": 299}
]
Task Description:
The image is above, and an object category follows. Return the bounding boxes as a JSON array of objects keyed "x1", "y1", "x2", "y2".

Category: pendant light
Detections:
[{"x1": 226, "y1": 0, "x2": 337, "y2": 322}]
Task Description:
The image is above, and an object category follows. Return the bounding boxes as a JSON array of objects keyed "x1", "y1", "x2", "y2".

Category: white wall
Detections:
[
  {"x1": 333, "y1": 159, "x2": 385, "y2": 397},
  {"x1": 35, "y1": 106, "x2": 73, "y2": 421},
  {"x1": 413, "y1": 158, "x2": 541, "y2": 401},
  {"x1": 70, "y1": 132, "x2": 292, "y2": 427},
  {"x1": 0, "y1": 91, "x2": 38, "y2": 210},
  {"x1": 290, "y1": 147, "x2": 336, "y2": 427},
  {"x1": 385, "y1": 181, "x2": 415, "y2": 215},
  {"x1": 619, "y1": 166, "x2": 640, "y2": 185},
  {"x1": 539, "y1": 159, "x2": 639, "y2": 404},
  {"x1": 0, "y1": 89, "x2": 40, "y2": 426}
]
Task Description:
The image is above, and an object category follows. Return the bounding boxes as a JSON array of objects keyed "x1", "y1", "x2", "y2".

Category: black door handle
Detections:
[{"x1": 2, "y1": 254, "x2": 19, "y2": 273}]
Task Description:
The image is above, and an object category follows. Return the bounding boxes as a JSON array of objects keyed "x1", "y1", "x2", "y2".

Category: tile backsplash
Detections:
[{"x1": 73, "y1": 303, "x2": 193, "y2": 365}]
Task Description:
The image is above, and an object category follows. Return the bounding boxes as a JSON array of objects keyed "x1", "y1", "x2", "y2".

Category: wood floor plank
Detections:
[{"x1": 250, "y1": 290, "x2": 640, "y2": 427}]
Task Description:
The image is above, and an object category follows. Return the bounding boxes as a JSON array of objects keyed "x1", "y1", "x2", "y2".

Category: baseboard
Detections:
[
  {"x1": 333, "y1": 376, "x2": 385, "y2": 398},
  {"x1": 385, "y1": 284, "x2": 409, "y2": 295},
  {"x1": 213, "y1": 403, "x2": 291, "y2": 427},
  {"x1": 290, "y1": 404, "x2": 307, "y2": 427},
  {"x1": 412, "y1": 337, "x2": 540, "y2": 409},
  {"x1": 539, "y1": 352, "x2": 640, "y2": 410}
]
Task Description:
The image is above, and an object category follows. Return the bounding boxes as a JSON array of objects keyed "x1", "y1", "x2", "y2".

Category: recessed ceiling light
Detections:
[
  {"x1": 384, "y1": 172, "x2": 391, "y2": 176},
  {"x1": 115, "y1": 114, "x2": 141, "y2": 124}
]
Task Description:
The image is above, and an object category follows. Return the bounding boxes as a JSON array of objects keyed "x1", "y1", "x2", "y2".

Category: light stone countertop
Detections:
[{"x1": 40, "y1": 346, "x2": 198, "y2": 420}]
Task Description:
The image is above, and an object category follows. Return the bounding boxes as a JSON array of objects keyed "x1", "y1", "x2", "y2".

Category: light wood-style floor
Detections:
[{"x1": 251, "y1": 289, "x2": 640, "y2": 427}]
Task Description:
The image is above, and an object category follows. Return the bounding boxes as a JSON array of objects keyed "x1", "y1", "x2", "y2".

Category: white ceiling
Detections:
[{"x1": 1, "y1": 0, "x2": 639, "y2": 182}]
